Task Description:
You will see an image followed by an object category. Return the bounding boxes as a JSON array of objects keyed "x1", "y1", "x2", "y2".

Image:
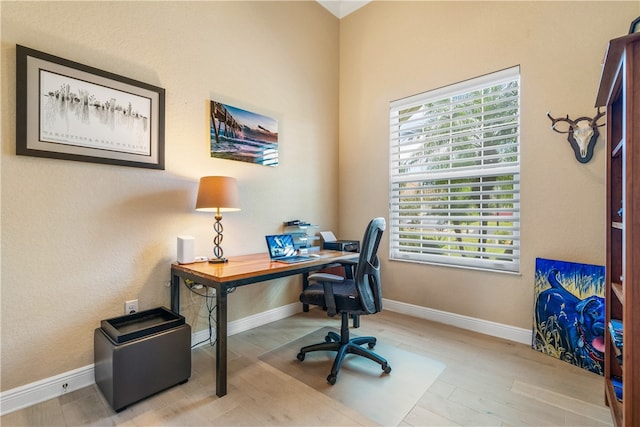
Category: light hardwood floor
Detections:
[{"x1": 2, "y1": 309, "x2": 613, "y2": 426}]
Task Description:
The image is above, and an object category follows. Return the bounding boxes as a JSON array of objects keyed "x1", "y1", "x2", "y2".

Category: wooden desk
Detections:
[{"x1": 170, "y1": 250, "x2": 357, "y2": 397}]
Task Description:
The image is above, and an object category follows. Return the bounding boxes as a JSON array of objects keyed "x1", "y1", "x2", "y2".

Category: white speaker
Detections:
[{"x1": 177, "y1": 236, "x2": 195, "y2": 264}]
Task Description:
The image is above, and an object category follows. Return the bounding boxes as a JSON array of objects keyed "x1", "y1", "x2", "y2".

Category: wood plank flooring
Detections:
[{"x1": 1, "y1": 309, "x2": 613, "y2": 426}]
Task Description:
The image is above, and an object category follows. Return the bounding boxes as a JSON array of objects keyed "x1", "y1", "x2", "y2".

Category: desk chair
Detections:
[{"x1": 296, "y1": 217, "x2": 391, "y2": 384}]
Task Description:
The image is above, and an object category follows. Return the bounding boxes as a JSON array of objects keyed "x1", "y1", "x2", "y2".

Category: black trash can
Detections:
[{"x1": 94, "y1": 306, "x2": 191, "y2": 411}]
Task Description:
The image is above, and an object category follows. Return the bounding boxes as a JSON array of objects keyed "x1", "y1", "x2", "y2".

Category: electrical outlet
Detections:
[{"x1": 125, "y1": 299, "x2": 138, "y2": 314}]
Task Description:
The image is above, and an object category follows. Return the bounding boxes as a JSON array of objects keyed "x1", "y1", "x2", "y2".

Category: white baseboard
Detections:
[
  {"x1": 0, "y1": 365, "x2": 95, "y2": 416},
  {"x1": 0, "y1": 300, "x2": 530, "y2": 415},
  {"x1": 0, "y1": 302, "x2": 303, "y2": 415},
  {"x1": 383, "y1": 298, "x2": 532, "y2": 345}
]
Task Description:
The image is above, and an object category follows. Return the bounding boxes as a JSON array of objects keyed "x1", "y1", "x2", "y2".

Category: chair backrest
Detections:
[{"x1": 354, "y1": 217, "x2": 385, "y2": 315}]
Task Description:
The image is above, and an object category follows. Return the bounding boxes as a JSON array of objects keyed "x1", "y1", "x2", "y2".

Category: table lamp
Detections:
[{"x1": 195, "y1": 176, "x2": 240, "y2": 263}]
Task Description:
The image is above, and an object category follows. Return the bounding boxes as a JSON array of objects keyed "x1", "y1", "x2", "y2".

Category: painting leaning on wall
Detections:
[{"x1": 532, "y1": 257, "x2": 605, "y2": 375}]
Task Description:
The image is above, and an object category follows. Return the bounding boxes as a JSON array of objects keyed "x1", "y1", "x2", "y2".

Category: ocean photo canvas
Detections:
[{"x1": 210, "y1": 100, "x2": 278, "y2": 166}]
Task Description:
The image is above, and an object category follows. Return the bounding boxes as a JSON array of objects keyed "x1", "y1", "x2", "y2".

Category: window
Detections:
[{"x1": 389, "y1": 66, "x2": 520, "y2": 273}]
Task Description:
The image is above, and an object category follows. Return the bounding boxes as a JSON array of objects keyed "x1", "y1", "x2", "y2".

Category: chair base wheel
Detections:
[{"x1": 297, "y1": 313, "x2": 390, "y2": 386}]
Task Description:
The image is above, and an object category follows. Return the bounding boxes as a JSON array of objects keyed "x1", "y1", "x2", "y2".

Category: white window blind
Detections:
[{"x1": 389, "y1": 66, "x2": 520, "y2": 273}]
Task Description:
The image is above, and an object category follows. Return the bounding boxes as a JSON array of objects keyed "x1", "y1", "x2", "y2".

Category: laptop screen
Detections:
[{"x1": 265, "y1": 234, "x2": 297, "y2": 258}]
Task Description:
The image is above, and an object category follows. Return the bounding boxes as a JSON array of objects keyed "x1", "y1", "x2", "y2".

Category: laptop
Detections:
[{"x1": 265, "y1": 234, "x2": 312, "y2": 263}]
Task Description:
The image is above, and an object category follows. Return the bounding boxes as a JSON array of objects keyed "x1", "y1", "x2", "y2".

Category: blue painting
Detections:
[{"x1": 533, "y1": 258, "x2": 605, "y2": 375}]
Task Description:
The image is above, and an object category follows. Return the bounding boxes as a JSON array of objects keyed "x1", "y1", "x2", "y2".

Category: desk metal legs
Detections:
[
  {"x1": 302, "y1": 272, "x2": 310, "y2": 312},
  {"x1": 171, "y1": 273, "x2": 228, "y2": 397},
  {"x1": 216, "y1": 287, "x2": 227, "y2": 397},
  {"x1": 171, "y1": 274, "x2": 180, "y2": 313}
]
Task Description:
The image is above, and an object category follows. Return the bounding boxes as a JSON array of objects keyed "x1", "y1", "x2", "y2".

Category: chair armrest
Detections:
[
  {"x1": 307, "y1": 273, "x2": 344, "y2": 317},
  {"x1": 338, "y1": 258, "x2": 358, "y2": 279},
  {"x1": 308, "y1": 273, "x2": 345, "y2": 284}
]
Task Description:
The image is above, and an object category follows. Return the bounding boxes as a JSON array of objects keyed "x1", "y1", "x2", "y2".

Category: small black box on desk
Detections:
[{"x1": 323, "y1": 240, "x2": 360, "y2": 252}]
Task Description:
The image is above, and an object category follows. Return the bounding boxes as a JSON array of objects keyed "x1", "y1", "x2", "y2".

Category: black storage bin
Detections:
[{"x1": 94, "y1": 307, "x2": 191, "y2": 411}]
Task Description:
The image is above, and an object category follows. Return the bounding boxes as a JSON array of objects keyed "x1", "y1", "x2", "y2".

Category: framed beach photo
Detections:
[
  {"x1": 16, "y1": 45, "x2": 165, "y2": 169},
  {"x1": 210, "y1": 100, "x2": 279, "y2": 167}
]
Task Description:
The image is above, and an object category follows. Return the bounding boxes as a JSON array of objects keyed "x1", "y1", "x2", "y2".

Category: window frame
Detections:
[{"x1": 389, "y1": 66, "x2": 521, "y2": 273}]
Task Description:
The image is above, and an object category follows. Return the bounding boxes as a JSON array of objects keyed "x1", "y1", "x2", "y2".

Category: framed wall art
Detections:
[
  {"x1": 210, "y1": 100, "x2": 278, "y2": 167},
  {"x1": 16, "y1": 45, "x2": 165, "y2": 169}
]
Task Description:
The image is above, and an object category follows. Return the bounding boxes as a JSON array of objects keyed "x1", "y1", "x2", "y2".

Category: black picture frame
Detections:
[{"x1": 16, "y1": 45, "x2": 165, "y2": 169}]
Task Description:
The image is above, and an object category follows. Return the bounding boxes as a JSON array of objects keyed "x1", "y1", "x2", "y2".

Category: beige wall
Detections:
[
  {"x1": 1, "y1": 0, "x2": 639, "y2": 394},
  {"x1": 0, "y1": 1, "x2": 339, "y2": 391},
  {"x1": 338, "y1": 1, "x2": 638, "y2": 328}
]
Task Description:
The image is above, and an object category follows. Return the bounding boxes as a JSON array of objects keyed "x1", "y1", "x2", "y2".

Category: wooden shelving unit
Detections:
[{"x1": 596, "y1": 31, "x2": 640, "y2": 427}]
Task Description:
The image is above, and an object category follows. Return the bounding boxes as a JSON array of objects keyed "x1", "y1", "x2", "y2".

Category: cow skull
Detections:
[{"x1": 546, "y1": 108, "x2": 606, "y2": 163}]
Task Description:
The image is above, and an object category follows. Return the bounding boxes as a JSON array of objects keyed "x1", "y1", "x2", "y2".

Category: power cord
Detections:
[{"x1": 184, "y1": 279, "x2": 218, "y2": 348}]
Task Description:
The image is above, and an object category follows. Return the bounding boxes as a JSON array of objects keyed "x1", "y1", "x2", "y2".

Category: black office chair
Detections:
[{"x1": 296, "y1": 217, "x2": 391, "y2": 385}]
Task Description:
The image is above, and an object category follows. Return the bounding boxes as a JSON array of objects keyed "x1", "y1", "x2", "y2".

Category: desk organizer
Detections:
[{"x1": 94, "y1": 307, "x2": 191, "y2": 411}]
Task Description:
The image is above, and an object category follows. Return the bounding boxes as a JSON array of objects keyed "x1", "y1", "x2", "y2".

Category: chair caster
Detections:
[
  {"x1": 327, "y1": 374, "x2": 337, "y2": 385},
  {"x1": 382, "y1": 363, "x2": 392, "y2": 374},
  {"x1": 297, "y1": 352, "x2": 305, "y2": 361}
]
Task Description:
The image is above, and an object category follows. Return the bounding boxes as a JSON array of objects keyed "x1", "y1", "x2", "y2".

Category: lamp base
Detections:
[{"x1": 208, "y1": 257, "x2": 228, "y2": 264}]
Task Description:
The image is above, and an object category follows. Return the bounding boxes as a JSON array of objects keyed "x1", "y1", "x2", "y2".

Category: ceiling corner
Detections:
[{"x1": 316, "y1": 0, "x2": 371, "y2": 19}]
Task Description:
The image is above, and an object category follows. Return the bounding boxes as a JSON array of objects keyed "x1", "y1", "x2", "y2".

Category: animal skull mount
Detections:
[{"x1": 546, "y1": 108, "x2": 606, "y2": 163}]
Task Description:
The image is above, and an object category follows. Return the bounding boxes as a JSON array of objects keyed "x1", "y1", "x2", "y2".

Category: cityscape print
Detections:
[{"x1": 40, "y1": 69, "x2": 152, "y2": 156}]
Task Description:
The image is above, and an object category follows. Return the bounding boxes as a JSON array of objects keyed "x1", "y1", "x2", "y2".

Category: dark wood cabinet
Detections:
[{"x1": 596, "y1": 31, "x2": 640, "y2": 427}]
